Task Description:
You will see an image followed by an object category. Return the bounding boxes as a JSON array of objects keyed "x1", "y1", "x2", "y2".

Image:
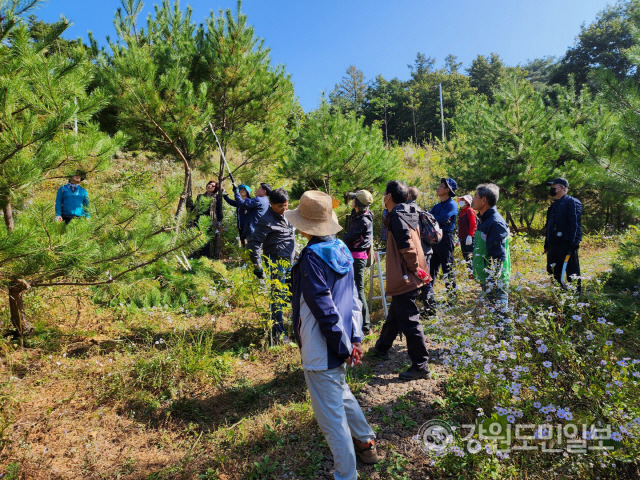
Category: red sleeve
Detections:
[{"x1": 468, "y1": 209, "x2": 477, "y2": 236}]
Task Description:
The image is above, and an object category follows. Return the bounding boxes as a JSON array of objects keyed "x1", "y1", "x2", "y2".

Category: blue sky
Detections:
[{"x1": 34, "y1": 0, "x2": 614, "y2": 112}]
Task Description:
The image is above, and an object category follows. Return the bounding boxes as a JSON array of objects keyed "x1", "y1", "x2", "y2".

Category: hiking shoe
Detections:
[
  {"x1": 399, "y1": 366, "x2": 431, "y2": 381},
  {"x1": 353, "y1": 438, "x2": 380, "y2": 464},
  {"x1": 368, "y1": 346, "x2": 390, "y2": 360}
]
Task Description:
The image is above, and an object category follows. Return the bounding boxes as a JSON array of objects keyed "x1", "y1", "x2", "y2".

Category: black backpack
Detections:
[{"x1": 419, "y1": 210, "x2": 443, "y2": 246}]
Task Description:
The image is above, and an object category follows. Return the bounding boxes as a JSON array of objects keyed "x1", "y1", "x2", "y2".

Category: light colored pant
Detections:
[{"x1": 304, "y1": 364, "x2": 375, "y2": 480}]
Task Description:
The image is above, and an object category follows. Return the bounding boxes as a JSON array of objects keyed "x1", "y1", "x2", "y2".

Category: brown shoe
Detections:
[{"x1": 353, "y1": 437, "x2": 380, "y2": 464}]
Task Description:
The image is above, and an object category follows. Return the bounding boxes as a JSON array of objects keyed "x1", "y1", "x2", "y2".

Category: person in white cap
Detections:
[
  {"x1": 457, "y1": 194, "x2": 477, "y2": 275},
  {"x1": 286, "y1": 190, "x2": 379, "y2": 479}
]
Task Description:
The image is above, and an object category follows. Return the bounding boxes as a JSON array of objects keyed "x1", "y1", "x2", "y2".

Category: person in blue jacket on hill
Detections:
[
  {"x1": 55, "y1": 171, "x2": 90, "y2": 224},
  {"x1": 287, "y1": 190, "x2": 379, "y2": 479},
  {"x1": 229, "y1": 182, "x2": 271, "y2": 242},
  {"x1": 222, "y1": 184, "x2": 253, "y2": 247},
  {"x1": 428, "y1": 177, "x2": 458, "y2": 304}
]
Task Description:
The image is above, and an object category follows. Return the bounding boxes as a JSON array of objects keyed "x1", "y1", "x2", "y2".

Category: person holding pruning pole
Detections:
[
  {"x1": 544, "y1": 177, "x2": 582, "y2": 293},
  {"x1": 231, "y1": 182, "x2": 271, "y2": 242},
  {"x1": 223, "y1": 184, "x2": 254, "y2": 248},
  {"x1": 287, "y1": 190, "x2": 379, "y2": 478}
]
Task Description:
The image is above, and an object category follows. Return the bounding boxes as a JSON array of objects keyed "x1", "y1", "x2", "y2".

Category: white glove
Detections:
[
  {"x1": 55, "y1": 216, "x2": 63, "y2": 222},
  {"x1": 465, "y1": 235, "x2": 473, "y2": 246}
]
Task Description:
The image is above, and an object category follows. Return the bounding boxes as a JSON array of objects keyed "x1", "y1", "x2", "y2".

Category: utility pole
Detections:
[
  {"x1": 74, "y1": 97, "x2": 78, "y2": 135},
  {"x1": 439, "y1": 83, "x2": 445, "y2": 142}
]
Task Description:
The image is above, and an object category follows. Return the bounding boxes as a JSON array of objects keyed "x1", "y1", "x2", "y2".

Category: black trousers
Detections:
[
  {"x1": 353, "y1": 258, "x2": 371, "y2": 333},
  {"x1": 430, "y1": 231, "x2": 456, "y2": 292},
  {"x1": 547, "y1": 243, "x2": 581, "y2": 292},
  {"x1": 460, "y1": 241, "x2": 474, "y2": 274},
  {"x1": 374, "y1": 289, "x2": 430, "y2": 370},
  {"x1": 419, "y1": 251, "x2": 437, "y2": 315}
]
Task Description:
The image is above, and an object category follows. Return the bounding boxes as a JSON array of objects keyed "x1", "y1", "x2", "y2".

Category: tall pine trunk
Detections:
[
  {"x1": 175, "y1": 161, "x2": 193, "y2": 217},
  {"x1": 3, "y1": 201, "x2": 14, "y2": 232},
  {"x1": 8, "y1": 280, "x2": 31, "y2": 346},
  {"x1": 505, "y1": 210, "x2": 519, "y2": 233}
]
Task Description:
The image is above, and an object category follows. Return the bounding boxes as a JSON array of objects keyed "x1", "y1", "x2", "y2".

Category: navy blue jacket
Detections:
[
  {"x1": 343, "y1": 209, "x2": 373, "y2": 252},
  {"x1": 247, "y1": 207, "x2": 296, "y2": 266},
  {"x1": 231, "y1": 194, "x2": 269, "y2": 238},
  {"x1": 545, "y1": 195, "x2": 582, "y2": 249},
  {"x1": 478, "y1": 206, "x2": 509, "y2": 261},
  {"x1": 223, "y1": 194, "x2": 251, "y2": 237},
  {"x1": 430, "y1": 197, "x2": 458, "y2": 233},
  {"x1": 292, "y1": 237, "x2": 363, "y2": 370}
]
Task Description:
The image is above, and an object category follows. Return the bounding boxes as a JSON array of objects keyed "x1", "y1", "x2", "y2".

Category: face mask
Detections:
[
  {"x1": 458, "y1": 201, "x2": 466, "y2": 207},
  {"x1": 549, "y1": 187, "x2": 557, "y2": 196}
]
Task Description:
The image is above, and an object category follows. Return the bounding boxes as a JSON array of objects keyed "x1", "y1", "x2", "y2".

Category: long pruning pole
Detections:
[
  {"x1": 208, "y1": 122, "x2": 236, "y2": 188},
  {"x1": 208, "y1": 122, "x2": 241, "y2": 251}
]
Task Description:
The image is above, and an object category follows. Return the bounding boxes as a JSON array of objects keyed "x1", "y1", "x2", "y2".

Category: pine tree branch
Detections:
[
  {"x1": 126, "y1": 83, "x2": 191, "y2": 170},
  {"x1": 31, "y1": 233, "x2": 201, "y2": 288}
]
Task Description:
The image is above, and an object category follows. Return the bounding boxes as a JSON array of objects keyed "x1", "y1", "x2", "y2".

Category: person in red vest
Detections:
[{"x1": 458, "y1": 194, "x2": 477, "y2": 275}]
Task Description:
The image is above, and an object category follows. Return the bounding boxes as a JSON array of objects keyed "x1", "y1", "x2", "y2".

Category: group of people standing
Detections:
[
  {"x1": 281, "y1": 176, "x2": 582, "y2": 480},
  {"x1": 52, "y1": 171, "x2": 583, "y2": 480}
]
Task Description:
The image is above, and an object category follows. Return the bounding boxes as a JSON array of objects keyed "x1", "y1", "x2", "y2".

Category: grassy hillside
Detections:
[
  {"x1": 1, "y1": 226, "x2": 638, "y2": 479},
  {"x1": 1, "y1": 153, "x2": 639, "y2": 479}
]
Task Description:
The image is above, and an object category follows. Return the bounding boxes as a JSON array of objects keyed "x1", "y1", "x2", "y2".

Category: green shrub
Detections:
[{"x1": 101, "y1": 329, "x2": 233, "y2": 405}]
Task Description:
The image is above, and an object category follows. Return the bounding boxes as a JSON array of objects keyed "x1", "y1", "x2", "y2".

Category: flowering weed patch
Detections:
[{"x1": 422, "y1": 234, "x2": 640, "y2": 479}]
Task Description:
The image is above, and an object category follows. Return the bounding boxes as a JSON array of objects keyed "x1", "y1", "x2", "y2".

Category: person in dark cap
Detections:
[
  {"x1": 544, "y1": 177, "x2": 582, "y2": 293},
  {"x1": 427, "y1": 177, "x2": 459, "y2": 307},
  {"x1": 55, "y1": 170, "x2": 90, "y2": 224}
]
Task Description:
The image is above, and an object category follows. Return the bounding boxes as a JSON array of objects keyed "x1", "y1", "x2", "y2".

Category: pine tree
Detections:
[
  {"x1": 329, "y1": 65, "x2": 367, "y2": 115},
  {"x1": 103, "y1": 1, "x2": 297, "y2": 257},
  {"x1": 281, "y1": 100, "x2": 400, "y2": 196},
  {"x1": 194, "y1": 2, "x2": 297, "y2": 182},
  {"x1": 364, "y1": 75, "x2": 398, "y2": 145},
  {"x1": 447, "y1": 72, "x2": 558, "y2": 230},
  {"x1": 102, "y1": 0, "x2": 212, "y2": 217},
  {"x1": 467, "y1": 53, "x2": 505, "y2": 103},
  {"x1": 0, "y1": 11, "x2": 117, "y2": 231},
  {"x1": 0, "y1": 2, "x2": 204, "y2": 341}
]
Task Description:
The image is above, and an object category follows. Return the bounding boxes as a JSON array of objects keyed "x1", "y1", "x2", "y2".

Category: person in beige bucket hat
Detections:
[
  {"x1": 285, "y1": 190, "x2": 343, "y2": 236},
  {"x1": 286, "y1": 190, "x2": 379, "y2": 475}
]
